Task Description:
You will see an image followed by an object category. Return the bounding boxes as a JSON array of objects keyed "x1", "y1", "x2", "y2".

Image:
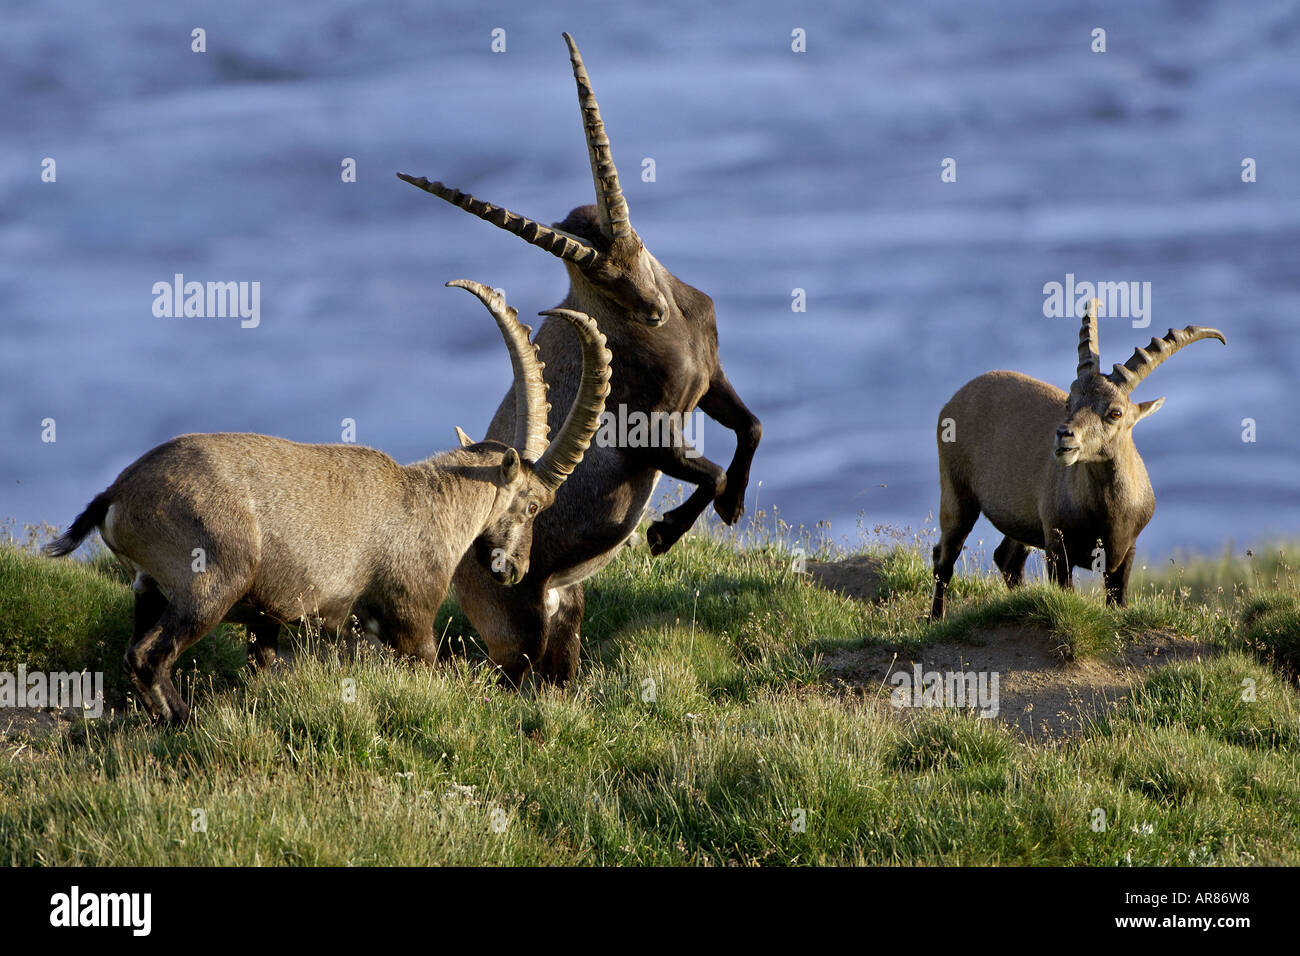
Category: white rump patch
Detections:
[{"x1": 101, "y1": 503, "x2": 119, "y2": 551}]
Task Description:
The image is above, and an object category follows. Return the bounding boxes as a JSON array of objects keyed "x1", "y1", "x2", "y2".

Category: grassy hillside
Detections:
[{"x1": 1, "y1": 517, "x2": 1298, "y2": 865}]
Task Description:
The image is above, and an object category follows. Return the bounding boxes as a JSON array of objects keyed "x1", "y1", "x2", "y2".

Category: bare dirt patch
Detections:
[
  {"x1": 823, "y1": 626, "x2": 1219, "y2": 739},
  {"x1": 0, "y1": 706, "x2": 122, "y2": 744},
  {"x1": 804, "y1": 555, "x2": 886, "y2": 603}
]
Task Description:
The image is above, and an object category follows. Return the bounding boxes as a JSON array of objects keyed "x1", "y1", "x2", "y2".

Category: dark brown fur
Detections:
[
  {"x1": 456, "y1": 209, "x2": 761, "y2": 686},
  {"x1": 409, "y1": 43, "x2": 763, "y2": 686}
]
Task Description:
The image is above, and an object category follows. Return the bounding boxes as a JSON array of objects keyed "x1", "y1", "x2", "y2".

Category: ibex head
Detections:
[
  {"x1": 399, "y1": 33, "x2": 672, "y2": 327},
  {"x1": 447, "y1": 280, "x2": 612, "y2": 585},
  {"x1": 1055, "y1": 297, "x2": 1225, "y2": 466}
]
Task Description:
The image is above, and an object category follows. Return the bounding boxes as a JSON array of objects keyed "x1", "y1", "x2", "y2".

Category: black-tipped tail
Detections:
[{"x1": 43, "y1": 492, "x2": 111, "y2": 557}]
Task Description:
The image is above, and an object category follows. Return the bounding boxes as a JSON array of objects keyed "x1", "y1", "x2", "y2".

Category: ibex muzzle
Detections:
[
  {"x1": 397, "y1": 33, "x2": 762, "y2": 686},
  {"x1": 930, "y1": 297, "x2": 1225, "y2": 619},
  {"x1": 44, "y1": 282, "x2": 611, "y2": 725}
]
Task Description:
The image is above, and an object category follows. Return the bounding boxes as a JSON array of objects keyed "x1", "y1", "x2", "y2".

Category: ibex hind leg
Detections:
[
  {"x1": 131, "y1": 574, "x2": 168, "y2": 641},
  {"x1": 246, "y1": 617, "x2": 280, "y2": 672},
  {"x1": 534, "y1": 583, "x2": 584, "y2": 685},
  {"x1": 993, "y1": 537, "x2": 1030, "y2": 588},
  {"x1": 126, "y1": 596, "x2": 233, "y2": 726},
  {"x1": 930, "y1": 485, "x2": 980, "y2": 620}
]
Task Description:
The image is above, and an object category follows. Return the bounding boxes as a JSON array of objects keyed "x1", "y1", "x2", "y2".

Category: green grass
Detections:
[
  {"x1": 1236, "y1": 594, "x2": 1300, "y2": 679},
  {"x1": 0, "y1": 517, "x2": 1297, "y2": 866},
  {"x1": 0, "y1": 544, "x2": 245, "y2": 705}
]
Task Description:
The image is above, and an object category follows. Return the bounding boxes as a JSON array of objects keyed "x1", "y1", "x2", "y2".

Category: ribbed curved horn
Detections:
[
  {"x1": 446, "y1": 280, "x2": 551, "y2": 463},
  {"x1": 1106, "y1": 325, "x2": 1227, "y2": 394},
  {"x1": 562, "y1": 33, "x2": 631, "y2": 241},
  {"x1": 400, "y1": 174, "x2": 600, "y2": 269},
  {"x1": 533, "y1": 308, "x2": 612, "y2": 490},
  {"x1": 1076, "y1": 297, "x2": 1101, "y2": 380}
]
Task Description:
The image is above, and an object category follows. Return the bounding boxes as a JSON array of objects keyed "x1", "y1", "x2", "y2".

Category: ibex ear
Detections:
[
  {"x1": 1135, "y1": 397, "x2": 1165, "y2": 423},
  {"x1": 455, "y1": 426, "x2": 475, "y2": 447},
  {"x1": 499, "y1": 447, "x2": 521, "y2": 484}
]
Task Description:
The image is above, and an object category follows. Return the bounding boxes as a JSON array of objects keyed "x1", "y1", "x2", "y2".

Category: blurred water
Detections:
[{"x1": 2, "y1": 0, "x2": 1298, "y2": 562}]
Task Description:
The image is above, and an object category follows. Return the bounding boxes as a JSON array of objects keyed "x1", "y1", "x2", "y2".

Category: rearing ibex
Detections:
[
  {"x1": 930, "y1": 298, "x2": 1225, "y2": 619},
  {"x1": 397, "y1": 33, "x2": 761, "y2": 685},
  {"x1": 43, "y1": 281, "x2": 611, "y2": 724}
]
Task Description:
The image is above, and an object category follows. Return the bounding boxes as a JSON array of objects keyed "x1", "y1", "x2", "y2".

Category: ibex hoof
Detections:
[
  {"x1": 646, "y1": 521, "x2": 675, "y2": 556},
  {"x1": 145, "y1": 697, "x2": 190, "y2": 728},
  {"x1": 714, "y1": 495, "x2": 744, "y2": 526}
]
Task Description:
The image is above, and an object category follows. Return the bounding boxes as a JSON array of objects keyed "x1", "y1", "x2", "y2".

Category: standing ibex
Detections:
[
  {"x1": 930, "y1": 298, "x2": 1225, "y2": 619},
  {"x1": 397, "y1": 33, "x2": 761, "y2": 685},
  {"x1": 43, "y1": 281, "x2": 611, "y2": 724}
]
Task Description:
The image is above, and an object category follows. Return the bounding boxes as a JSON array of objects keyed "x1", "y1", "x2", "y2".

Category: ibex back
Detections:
[{"x1": 398, "y1": 33, "x2": 761, "y2": 685}]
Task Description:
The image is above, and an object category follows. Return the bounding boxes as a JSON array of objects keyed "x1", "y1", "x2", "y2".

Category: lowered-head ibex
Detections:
[
  {"x1": 930, "y1": 298, "x2": 1225, "y2": 619},
  {"x1": 44, "y1": 281, "x2": 611, "y2": 724},
  {"x1": 397, "y1": 33, "x2": 761, "y2": 685}
]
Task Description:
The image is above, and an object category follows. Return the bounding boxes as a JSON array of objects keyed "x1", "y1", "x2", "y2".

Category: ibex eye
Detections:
[
  {"x1": 1108, "y1": 409, "x2": 1123, "y2": 421},
  {"x1": 528, "y1": 503, "x2": 539, "y2": 516}
]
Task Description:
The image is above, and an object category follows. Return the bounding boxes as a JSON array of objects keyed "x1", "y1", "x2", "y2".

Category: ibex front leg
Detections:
[
  {"x1": 697, "y1": 370, "x2": 761, "y2": 524},
  {"x1": 1104, "y1": 545, "x2": 1136, "y2": 606},
  {"x1": 1045, "y1": 529, "x2": 1074, "y2": 591},
  {"x1": 642, "y1": 427, "x2": 729, "y2": 557}
]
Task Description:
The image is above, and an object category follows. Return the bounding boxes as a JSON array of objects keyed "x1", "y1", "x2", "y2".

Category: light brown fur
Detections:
[
  {"x1": 45, "y1": 285, "x2": 609, "y2": 724},
  {"x1": 931, "y1": 300, "x2": 1225, "y2": 618}
]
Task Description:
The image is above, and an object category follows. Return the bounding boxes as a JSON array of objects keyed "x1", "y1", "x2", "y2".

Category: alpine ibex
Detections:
[
  {"x1": 930, "y1": 298, "x2": 1225, "y2": 619},
  {"x1": 44, "y1": 281, "x2": 611, "y2": 724},
  {"x1": 397, "y1": 33, "x2": 761, "y2": 685}
]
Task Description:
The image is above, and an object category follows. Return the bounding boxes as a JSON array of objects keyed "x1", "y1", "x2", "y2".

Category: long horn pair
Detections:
[
  {"x1": 447, "y1": 281, "x2": 612, "y2": 490},
  {"x1": 1074, "y1": 297, "x2": 1225, "y2": 392},
  {"x1": 397, "y1": 32, "x2": 630, "y2": 262}
]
